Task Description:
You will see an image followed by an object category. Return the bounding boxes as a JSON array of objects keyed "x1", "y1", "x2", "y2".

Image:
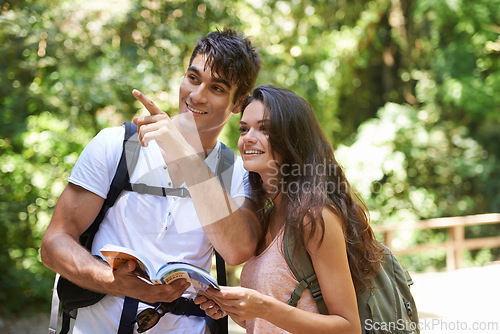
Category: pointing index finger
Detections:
[{"x1": 132, "y1": 89, "x2": 165, "y2": 116}]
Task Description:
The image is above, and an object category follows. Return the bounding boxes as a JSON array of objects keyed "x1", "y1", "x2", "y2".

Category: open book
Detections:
[{"x1": 100, "y1": 244, "x2": 220, "y2": 299}]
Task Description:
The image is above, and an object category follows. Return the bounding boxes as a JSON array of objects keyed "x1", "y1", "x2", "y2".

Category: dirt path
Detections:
[{"x1": 411, "y1": 262, "x2": 500, "y2": 333}]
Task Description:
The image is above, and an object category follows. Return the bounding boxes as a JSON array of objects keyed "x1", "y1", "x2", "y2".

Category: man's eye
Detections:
[{"x1": 213, "y1": 86, "x2": 224, "y2": 93}]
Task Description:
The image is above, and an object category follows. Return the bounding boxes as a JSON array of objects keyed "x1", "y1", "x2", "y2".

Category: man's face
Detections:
[{"x1": 178, "y1": 54, "x2": 240, "y2": 136}]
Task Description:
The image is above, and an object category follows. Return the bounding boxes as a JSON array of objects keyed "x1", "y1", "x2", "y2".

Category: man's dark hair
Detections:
[{"x1": 189, "y1": 28, "x2": 262, "y2": 103}]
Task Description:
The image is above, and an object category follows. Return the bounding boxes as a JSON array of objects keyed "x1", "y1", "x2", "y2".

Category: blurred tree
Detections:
[{"x1": 335, "y1": 0, "x2": 500, "y2": 269}]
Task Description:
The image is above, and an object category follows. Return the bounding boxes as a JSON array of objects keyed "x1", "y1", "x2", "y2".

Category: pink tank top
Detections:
[{"x1": 240, "y1": 230, "x2": 319, "y2": 333}]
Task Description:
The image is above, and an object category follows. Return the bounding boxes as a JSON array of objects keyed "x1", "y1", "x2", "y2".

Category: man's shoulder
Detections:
[
  {"x1": 90, "y1": 125, "x2": 128, "y2": 154},
  {"x1": 77, "y1": 125, "x2": 126, "y2": 159},
  {"x1": 68, "y1": 126, "x2": 126, "y2": 198},
  {"x1": 84, "y1": 125, "x2": 127, "y2": 152},
  {"x1": 96, "y1": 125, "x2": 126, "y2": 138}
]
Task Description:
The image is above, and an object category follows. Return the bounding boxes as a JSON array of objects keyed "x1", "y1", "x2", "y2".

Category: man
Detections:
[{"x1": 41, "y1": 28, "x2": 262, "y2": 333}]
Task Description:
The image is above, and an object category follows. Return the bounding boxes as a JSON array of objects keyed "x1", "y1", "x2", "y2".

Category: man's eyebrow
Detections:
[
  {"x1": 187, "y1": 66, "x2": 232, "y2": 90},
  {"x1": 213, "y1": 76, "x2": 231, "y2": 90},
  {"x1": 187, "y1": 66, "x2": 201, "y2": 76}
]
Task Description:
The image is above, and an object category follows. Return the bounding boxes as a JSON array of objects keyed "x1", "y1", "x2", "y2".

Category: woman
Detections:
[{"x1": 200, "y1": 85, "x2": 384, "y2": 333}]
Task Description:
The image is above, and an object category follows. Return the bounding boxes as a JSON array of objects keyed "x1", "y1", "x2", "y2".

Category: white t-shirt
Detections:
[{"x1": 69, "y1": 125, "x2": 249, "y2": 334}]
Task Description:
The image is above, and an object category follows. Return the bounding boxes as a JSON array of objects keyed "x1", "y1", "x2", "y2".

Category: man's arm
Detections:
[
  {"x1": 41, "y1": 183, "x2": 111, "y2": 290},
  {"x1": 180, "y1": 155, "x2": 261, "y2": 265},
  {"x1": 132, "y1": 90, "x2": 262, "y2": 265},
  {"x1": 41, "y1": 183, "x2": 189, "y2": 303}
]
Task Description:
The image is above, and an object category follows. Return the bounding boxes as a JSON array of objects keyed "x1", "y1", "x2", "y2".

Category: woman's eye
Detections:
[{"x1": 238, "y1": 127, "x2": 248, "y2": 133}]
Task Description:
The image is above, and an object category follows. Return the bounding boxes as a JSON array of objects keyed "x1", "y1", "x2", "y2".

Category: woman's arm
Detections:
[{"x1": 206, "y1": 207, "x2": 361, "y2": 334}]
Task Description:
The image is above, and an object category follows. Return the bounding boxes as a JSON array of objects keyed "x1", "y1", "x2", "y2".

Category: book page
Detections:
[
  {"x1": 100, "y1": 244, "x2": 153, "y2": 280},
  {"x1": 156, "y1": 270, "x2": 197, "y2": 297},
  {"x1": 156, "y1": 262, "x2": 218, "y2": 296}
]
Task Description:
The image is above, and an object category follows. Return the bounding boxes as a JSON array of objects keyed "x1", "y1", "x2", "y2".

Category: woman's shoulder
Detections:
[
  {"x1": 301, "y1": 205, "x2": 342, "y2": 228},
  {"x1": 301, "y1": 206, "x2": 344, "y2": 250}
]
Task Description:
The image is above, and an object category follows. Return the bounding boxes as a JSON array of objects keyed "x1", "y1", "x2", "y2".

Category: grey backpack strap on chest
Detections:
[
  {"x1": 215, "y1": 142, "x2": 235, "y2": 194},
  {"x1": 283, "y1": 226, "x2": 329, "y2": 314},
  {"x1": 127, "y1": 141, "x2": 235, "y2": 197},
  {"x1": 212, "y1": 142, "x2": 234, "y2": 334}
]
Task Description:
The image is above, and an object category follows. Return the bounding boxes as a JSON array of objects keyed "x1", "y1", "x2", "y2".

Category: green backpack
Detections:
[{"x1": 283, "y1": 228, "x2": 420, "y2": 334}]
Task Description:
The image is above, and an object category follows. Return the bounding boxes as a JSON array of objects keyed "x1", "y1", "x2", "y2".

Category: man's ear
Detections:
[{"x1": 231, "y1": 94, "x2": 249, "y2": 114}]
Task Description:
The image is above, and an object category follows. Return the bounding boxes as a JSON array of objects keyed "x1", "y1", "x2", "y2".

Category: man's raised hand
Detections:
[
  {"x1": 131, "y1": 89, "x2": 200, "y2": 165},
  {"x1": 132, "y1": 89, "x2": 171, "y2": 148}
]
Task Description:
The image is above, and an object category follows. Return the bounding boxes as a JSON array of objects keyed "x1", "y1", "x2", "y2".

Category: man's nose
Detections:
[{"x1": 190, "y1": 84, "x2": 209, "y2": 104}]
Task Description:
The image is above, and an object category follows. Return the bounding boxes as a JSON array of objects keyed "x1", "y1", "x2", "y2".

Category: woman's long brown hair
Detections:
[{"x1": 241, "y1": 85, "x2": 384, "y2": 293}]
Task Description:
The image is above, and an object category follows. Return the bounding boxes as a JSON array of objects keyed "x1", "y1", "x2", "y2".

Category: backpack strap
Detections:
[
  {"x1": 216, "y1": 142, "x2": 235, "y2": 194},
  {"x1": 283, "y1": 226, "x2": 329, "y2": 315},
  {"x1": 116, "y1": 137, "x2": 235, "y2": 334},
  {"x1": 60, "y1": 127, "x2": 235, "y2": 334},
  {"x1": 284, "y1": 231, "x2": 420, "y2": 333},
  {"x1": 209, "y1": 142, "x2": 234, "y2": 334},
  {"x1": 212, "y1": 142, "x2": 235, "y2": 290},
  {"x1": 49, "y1": 274, "x2": 60, "y2": 334},
  {"x1": 122, "y1": 141, "x2": 235, "y2": 202},
  {"x1": 118, "y1": 297, "x2": 139, "y2": 334},
  {"x1": 57, "y1": 122, "x2": 140, "y2": 334},
  {"x1": 126, "y1": 183, "x2": 191, "y2": 197},
  {"x1": 79, "y1": 122, "x2": 140, "y2": 250}
]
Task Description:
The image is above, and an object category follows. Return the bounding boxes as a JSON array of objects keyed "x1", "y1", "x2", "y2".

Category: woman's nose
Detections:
[{"x1": 243, "y1": 128, "x2": 258, "y2": 143}]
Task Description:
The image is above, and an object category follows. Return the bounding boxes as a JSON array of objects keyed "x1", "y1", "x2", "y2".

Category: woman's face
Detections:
[{"x1": 238, "y1": 100, "x2": 280, "y2": 185}]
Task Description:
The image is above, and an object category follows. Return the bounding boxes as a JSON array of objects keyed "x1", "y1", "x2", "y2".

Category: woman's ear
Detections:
[{"x1": 232, "y1": 94, "x2": 250, "y2": 114}]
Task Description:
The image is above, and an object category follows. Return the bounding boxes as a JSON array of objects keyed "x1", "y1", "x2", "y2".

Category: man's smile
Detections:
[{"x1": 186, "y1": 103, "x2": 208, "y2": 114}]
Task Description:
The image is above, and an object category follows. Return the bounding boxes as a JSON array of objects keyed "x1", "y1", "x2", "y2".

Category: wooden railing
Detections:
[{"x1": 372, "y1": 213, "x2": 500, "y2": 270}]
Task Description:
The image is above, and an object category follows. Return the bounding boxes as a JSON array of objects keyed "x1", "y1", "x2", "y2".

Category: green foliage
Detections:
[
  {"x1": 0, "y1": 111, "x2": 94, "y2": 314},
  {"x1": 1, "y1": 0, "x2": 499, "y2": 315},
  {"x1": 338, "y1": 103, "x2": 490, "y2": 222},
  {"x1": 335, "y1": 0, "x2": 500, "y2": 270}
]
